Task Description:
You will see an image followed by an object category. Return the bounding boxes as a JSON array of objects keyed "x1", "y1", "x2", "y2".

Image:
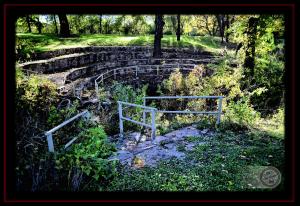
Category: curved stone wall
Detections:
[
  {"x1": 17, "y1": 46, "x2": 234, "y2": 96},
  {"x1": 18, "y1": 46, "x2": 219, "y2": 73}
]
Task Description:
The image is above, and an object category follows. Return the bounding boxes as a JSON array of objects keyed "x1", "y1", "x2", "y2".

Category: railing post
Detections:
[
  {"x1": 46, "y1": 133, "x2": 55, "y2": 153},
  {"x1": 217, "y1": 97, "x2": 223, "y2": 124},
  {"x1": 135, "y1": 66, "x2": 138, "y2": 77},
  {"x1": 114, "y1": 69, "x2": 116, "y2": 80},
  {"x1": 118, "y1": 102, "x2": 124, "y2": 138},
  {"x1": 73, "y1": 84, "x2": 76, "y2": 97},
  {"x1": 101, "y1": 74, "x2": 104, "y2": 85},
  {"x1": 95, "y1": 80, "x2": 99, "y2": 98},
  {"x1": 143, "y1": 98, "x2": 146, "y2": 124},
  {"x1": 157, "y1": 65, "x2": 159, "y2": 75},
  {"x1": 151, "y1": 109, "x2": 156, "y2": 141}
]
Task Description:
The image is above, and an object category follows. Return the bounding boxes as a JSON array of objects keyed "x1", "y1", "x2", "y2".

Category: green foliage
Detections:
[
  {"x1": 15, "y1": 69, "x2": 59, "y2": 191},
  {"x1": 16, "y1": 68, "x2": 58, "y2": 116},
  {"x1": 253, "y1": 107, "x2": 284, "y2": 139},
  {"x1": 196, "y1": 117, "x2": 215, "y2": 130},
  {"x1": 229, "y1": 15, "x2": 285, "y2": 114},
  {"x1": 225, "y1": 96, "x2": 260, "y2": 127},
  {"x1": 47, "y1": 100, "x2": 80, "y2": 127},
  {"x1": 15, "y1": 36, "x2": 36, "y2": 62},
  {"x1": 111, "y1": 82, "x2": 147, "y2": 105},
  {"x1": 56, "y1": 126, "x2": 117, "y2": 181},
  {"x1": 111, "y1": 82, "x2": 147, "y2": 123}
]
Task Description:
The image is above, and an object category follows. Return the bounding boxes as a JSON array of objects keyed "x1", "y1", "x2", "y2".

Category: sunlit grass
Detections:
[{"x1": 16, "y1": 33, "x2": 232, "y2": 54}]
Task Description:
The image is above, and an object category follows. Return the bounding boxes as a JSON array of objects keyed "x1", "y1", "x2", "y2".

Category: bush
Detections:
[
  {"x1": 55, "y1": 126, "x2": 117, "y2": 186},
  {"x1": 110, "y1": 82, "x2": 148, "y2": 131},
  {"x1": 17, "y1": 72, "x2": 58, "y2": 113},
  {"x1": 15, "y1": 36, "x2": 36, "y2": 62},
  {"x1": 225, "y1": 97, "x2": 260, "y2": 127}
]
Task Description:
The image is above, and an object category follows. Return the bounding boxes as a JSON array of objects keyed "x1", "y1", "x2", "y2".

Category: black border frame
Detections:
[{"x1": 2, "y1": 2, "x2": 297, "y2": 204}]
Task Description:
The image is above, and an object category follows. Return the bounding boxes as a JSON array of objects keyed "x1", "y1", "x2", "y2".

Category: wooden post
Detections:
[
  {"x1": 46, "y1": 133, "x2": 55, "y2": 153},
  {"x1": 118, "y1": 102, "x2": 124, "y2": 137},
  {"x1": 217, "y1": 97, "x2": 223, "y2": 124},
  {"x1": 151, "y1": 109, "x2": 156, "y2": 141}
]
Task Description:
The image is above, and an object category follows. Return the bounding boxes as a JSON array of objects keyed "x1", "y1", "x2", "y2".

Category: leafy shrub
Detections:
[
  {"x1": 15, "y1": 36, "x2": 36, "y2": 62},
  {"x1": 16, "y1": 69, "x2": 58, "y2": 116},
  {"x1": 56, "y1": 126, "x2": 117, "y2": 183},
  {"x1": 47, "y1": 100, "x2": 80, "y2": 127},
  {"x1": 225, "y1": 96, "x2": 260, "y2": 127},
  {"x1": 110, "y1": 82, "x2": 148, "y2": 131}
]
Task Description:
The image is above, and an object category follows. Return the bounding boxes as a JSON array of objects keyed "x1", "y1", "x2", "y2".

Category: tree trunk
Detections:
[
  {"x1": 99, "y1": 15, "x2": 102, "y2": 34},
  {"x1": 58, "y1": 14, "x2": 70, "y2": 37},
  {"x1": 216, "y1": 15, "x2": 225, "y2": 43},
  {"x1": 225, "y1": 15, "x2": 230, "y2": 42},
  {"x1": 176, "y1": 14, "x2": 180, "y2": 41},
  {"x1": 170, "y1": 16, "x2": 177, "y2": 34},
  {"x1": 153, "y1": 14, "x2": 165, "y2": 58},
  {"x1": 36, "y1": 17, "x2": 42, "y2": 34},
  {"x1": 243, "y1": 17, "x2": 259, "y2": 82},
  {"x1": 204, "y1": 15, "x2": 213, "y2": 36},
  {"x1": 53, "y1": 15, "x2": 58, "y2": 35},
  {"x1": 26, "y1": 15, "x2": 31, "y2": 33}
]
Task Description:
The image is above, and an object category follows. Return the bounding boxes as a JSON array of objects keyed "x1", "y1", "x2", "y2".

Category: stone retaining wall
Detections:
[
  {"x1": 29, "y1": 46, "x2": 215, "y2": 61},
  {"x1": 18, "y1": 46, "x2": 219, "y2": 74}
]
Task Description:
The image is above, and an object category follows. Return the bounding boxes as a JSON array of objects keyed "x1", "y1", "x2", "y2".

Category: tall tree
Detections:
[
  {"x1": 99, "y1": 14, "x2": 102, "y2": 34},
  {"x1": 176, "y1": 14, "x2": 181, "y2": 41},
  {"x1": 34, "y1": 16, "x2": 43, "y2": 34},
  {"x1": 243, "y1": 17, "x2": 259, "y2": 83},
  {"x1": 58, "y1": 14, "x2": 71, "y2": 37},
  {"x1": 153, "y1": 14, "x2": 165, "y2": 58},
  {"x1": 216, "y1": 15, "x2": 225, "y2": 43},
  {"x1": 25, "y1": 15, "x2": 31, "y2": 33},
  {"x1": 224, "y1": 15, "x2": 231, "y2": 42}
]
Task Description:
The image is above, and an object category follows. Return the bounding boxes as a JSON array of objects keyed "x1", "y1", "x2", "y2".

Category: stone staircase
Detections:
[{"x1": 17, "y1": 46, "x2": 227, "y2": 98}]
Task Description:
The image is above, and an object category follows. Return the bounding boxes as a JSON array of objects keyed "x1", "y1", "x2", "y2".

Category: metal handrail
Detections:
[
  {"x1": 94, "y1": 64, "x2": 197, "y2": 98},
  {"x1": 144, "y1": 96, "x2": 223, "y2": 99},
  {"x1": 117, "y1": 101, "x2": 157, "y2": 140},
  {"x1": 44, "y1": 110, "x2": 90, "y2": 152},
  {"x1": 143, "y1": 96, "x2": 223, "y2": 124}
]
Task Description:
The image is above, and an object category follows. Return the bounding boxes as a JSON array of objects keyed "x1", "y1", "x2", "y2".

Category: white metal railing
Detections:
[
  {"x1": 44, "y1": 110, "x2": 90, "y2": 152},
  {"x1": 95, "y1": 64, "x2": 196, "y2": 98},
  {"x1": 20, "y1": 68, "x2": 40, "y2": 76},
  {"x1": 143, "y1": 96, "x2": 224, "y2": 124},
  {"x1": 117, "y1": 101, "x2": 157, "y2": 140}
]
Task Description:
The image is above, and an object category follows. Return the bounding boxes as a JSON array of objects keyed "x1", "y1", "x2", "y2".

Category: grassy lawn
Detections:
[{"x1": 16, "y1": 33, "x2": 228, "y2": 54}]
